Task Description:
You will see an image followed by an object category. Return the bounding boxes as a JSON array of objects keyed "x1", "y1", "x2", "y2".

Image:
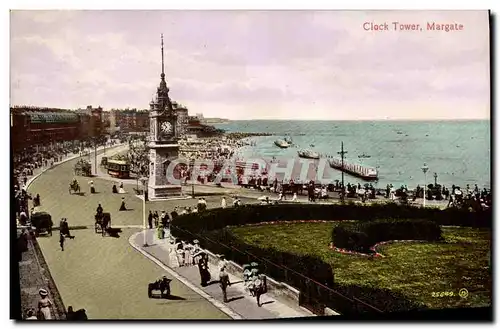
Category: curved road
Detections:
[{"x1": 28, "y1": 155, "x2": 230, "y2": 319}]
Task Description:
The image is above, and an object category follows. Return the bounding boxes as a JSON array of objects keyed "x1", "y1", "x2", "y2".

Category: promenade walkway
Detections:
[
  {"x1": 18, "y1": 230, "x2": 66, "y2": 320},
  {"x1": 24, "y1": 146, "x2": 229, "y2": 319},
  {"x1": 130, "y1": 230, "x2": 314, "y2": 319},
  {"x1": 25, "y1": 147, "x2": 311, "y2": 319},
  {"x1": 16, "y1": 145, "x2": 118, "y2": 319}
]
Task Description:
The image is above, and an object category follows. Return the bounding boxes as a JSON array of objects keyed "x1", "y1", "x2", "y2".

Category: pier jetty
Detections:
[{"x1": 328, "y1": 158, "x2": 378, "y2": 181}]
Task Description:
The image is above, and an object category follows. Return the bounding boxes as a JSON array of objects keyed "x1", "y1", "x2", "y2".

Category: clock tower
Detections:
[{"x1": 147, "y1": 34, "x2": 182, "y2": 199}]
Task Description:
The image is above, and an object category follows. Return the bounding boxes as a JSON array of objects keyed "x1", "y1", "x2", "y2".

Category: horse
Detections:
[
  {"x1": 148, "y1": 277, "x2": 172, "y2": 298},
  {"x1": 95, "y1": 212, "x2": 111, "y2": 236},
  {"x1": 69, "y1": 181, "x2": 80, "y2": 194},
  {"x1": 66, "y1": 306, "x2": 88, "y2": 321}
]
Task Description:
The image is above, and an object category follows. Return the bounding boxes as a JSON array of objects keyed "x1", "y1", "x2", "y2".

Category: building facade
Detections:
[
  {"x1": 109, "y1": 108, "x2": 149, "y2": 133},
  {"x1": 11, "y1": 105, "x2": 105, "y2": 152},
  {"x1": 75, "y1": 105, "x2": 104, "y2": 138},
  {"x1": 172, "y1": 102, "x2": 188, "y2": 138}
]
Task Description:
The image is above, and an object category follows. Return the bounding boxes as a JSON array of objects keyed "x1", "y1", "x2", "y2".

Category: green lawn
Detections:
[{"x1": 229, "y1": 222, "x2": 491, "y2": 310}]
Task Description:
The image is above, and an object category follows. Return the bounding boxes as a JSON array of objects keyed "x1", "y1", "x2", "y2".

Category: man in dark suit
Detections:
[{"x1": 148, "y1": 211, "x2": 153, "y2": 229}]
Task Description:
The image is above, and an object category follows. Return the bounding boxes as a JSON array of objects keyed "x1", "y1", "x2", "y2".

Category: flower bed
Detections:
[
  {"x1": 226, "y1": 219, "x2": 333, "y2": 228},
  {"x1": 332, "y1": 219, "x2": 443, "y2": 254},
  {"x1": 329, "y1": 240, "x2": 431, "y2": 258},
  {"x1": 171, "y1": 203, "x2": 491, "y2": 316}
]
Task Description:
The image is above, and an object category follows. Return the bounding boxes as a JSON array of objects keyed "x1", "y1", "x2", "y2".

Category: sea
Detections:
[{"x1": 213, "y1": 120, "x2": 491, "y2": 189}]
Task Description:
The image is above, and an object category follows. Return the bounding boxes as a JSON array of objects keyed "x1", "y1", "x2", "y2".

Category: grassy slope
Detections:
[{"x1": 229, "y1": 222, "x2": 491, "y2": 309}]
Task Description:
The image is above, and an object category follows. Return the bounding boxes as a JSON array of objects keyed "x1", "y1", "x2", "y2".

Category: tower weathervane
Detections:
[{"x1": 161, "y1": 34, "x2": 165, "y2": 78}]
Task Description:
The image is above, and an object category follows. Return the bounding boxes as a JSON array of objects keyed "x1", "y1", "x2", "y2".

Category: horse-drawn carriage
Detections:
[
  {"x1": 95, "y1": 212, "x2": 111, "y2": 236},
  {"x1": 148, "y1": 276, "x2": 172, "y2": 298},
  {"x1": 31, "y1": 212, "x2": 53, "y2": 237},
  {"x1": 74, "y1": 159, "x2": 92, "y2": 177},
  {"x1": 69, "y1": 180, "x2": 81, "y2": 194}
]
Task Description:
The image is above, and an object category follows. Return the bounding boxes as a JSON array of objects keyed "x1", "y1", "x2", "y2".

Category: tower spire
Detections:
[{"x1": 161, "y1": 33, "x2": 165, "y2": 80}]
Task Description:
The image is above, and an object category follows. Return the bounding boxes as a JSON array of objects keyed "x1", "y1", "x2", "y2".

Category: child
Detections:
[{"x1": 59, "y1": 232, "x2": 65, "y2": 251}]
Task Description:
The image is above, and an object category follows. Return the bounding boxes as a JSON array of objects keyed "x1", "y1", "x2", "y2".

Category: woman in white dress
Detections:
[
  {"x1": 37, "y1": 289, "x2": 52, "y2": 320},
  {"x1": 176, "y1": 241, "x2": 185, "y2": 267},
  {"x1": 168, "y1": 238, "x2": 180, "y2": 267},
  {"x1": 184, "y1": 242, "x2": 193, "y2": 266},
  {"x1": 118, "y1": 182, "x2": 126, "y2": 194}
]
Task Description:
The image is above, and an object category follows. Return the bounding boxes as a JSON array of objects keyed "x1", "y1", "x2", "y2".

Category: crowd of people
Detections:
[
  {"x1": 14, "y1": 131, "x2": 491, "y2": 319},
  {"x1": 14, "y1": 138, "x2": 115, "y2": 321},
  {"x1": 13, "y1": 139, "x2": 112, "y2": 224}
]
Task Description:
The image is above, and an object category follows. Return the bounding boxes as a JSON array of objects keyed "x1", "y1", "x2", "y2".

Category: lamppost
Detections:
[
  {"x1": 337, "y1": 141, "x2": 348, "y2": 203},
  {"x1": 421, "y1": 163, "x2": 429, "y2": 207},
  {"x1": 191, "y1": 173, "x2": 195, "y2": 199},
  {"x1": 94, "y1": 137, "x2": 98, "y2": 175},
  {"x1": 140, "y1": 176, "x2": 149, "y2": 247}
]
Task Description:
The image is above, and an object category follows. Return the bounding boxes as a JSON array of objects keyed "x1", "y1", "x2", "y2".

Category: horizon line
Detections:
[{"x1": 220, "y1": 118, "x2": 490, "y2": 121}]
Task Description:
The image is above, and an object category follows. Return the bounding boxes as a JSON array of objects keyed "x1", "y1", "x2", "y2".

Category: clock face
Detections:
[{"x1": 160, "y1": 121, "x2": 173, "y2": 134}]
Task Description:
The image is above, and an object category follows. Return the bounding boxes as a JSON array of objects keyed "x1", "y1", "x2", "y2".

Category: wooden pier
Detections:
[{"x1": 328, "y1": 158, "x2": 378, "y2": 181}]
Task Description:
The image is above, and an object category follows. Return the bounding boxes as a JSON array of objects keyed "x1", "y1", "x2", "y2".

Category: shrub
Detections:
[
  {"x1": 170, "y1": 203, "x2": 490, "y2": 315},
  {"x1": 171, "y1": 203, "x2": 491, "y2": 234},
  {"x1": 332, "y1": 219, "x2": 443, "y2": 253}
]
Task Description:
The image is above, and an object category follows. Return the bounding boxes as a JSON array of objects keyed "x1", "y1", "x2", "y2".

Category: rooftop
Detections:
[{"x1": 26, "y1": 111, "x2": 79, "y2": 124}]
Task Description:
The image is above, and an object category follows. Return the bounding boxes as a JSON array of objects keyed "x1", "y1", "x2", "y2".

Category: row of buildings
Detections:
[
  {"x1": 10, "y1": 105, "x2": 104, "y2": 152},
  {"x1": 103, "y1": 101, "x2": 189, "y2": 135},
  {"x1": 10, "y1": 103, "x2": 222, "y2": 152}
]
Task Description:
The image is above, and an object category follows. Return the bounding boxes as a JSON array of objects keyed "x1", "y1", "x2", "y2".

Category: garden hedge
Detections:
[
  {"x1": 332, "y1": 219, "x2": 443, "y2": 253},
  {"x1": 170, "y1": 203, "x2": 491, "y2": 315},
  {"x1": 172, "y1": 203, "x2": 491, "y2": 234}
]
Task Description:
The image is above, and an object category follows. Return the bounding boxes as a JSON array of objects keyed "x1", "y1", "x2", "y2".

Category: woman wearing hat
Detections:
[
  {"x1": 176, "y1": 241, "x2": 185, "y2": 267},
  {"x1": 184, "y1": 242, "x2": 193, "y2": 266},
  {"x1": 191, "y1": 240, "x2": 201, "y2": 265},
  {"x1": 243, "y1": 265, "x2": 252, "y2": 292},
  {"x1": 218, "y1": 255, "x2": 231, "y2": 303},
  {"x1": 37, "y1": 288, "x2": 53, "y2": 320},
  {"x1": 194, "y1": 251, "x2": 210, "y2": 286},
  {"x1": 118, "y1": 182, "x2": 126, "y2": 194},
  {"x1": 119, "y1": 198, "x2": 127, "y2": 211}
]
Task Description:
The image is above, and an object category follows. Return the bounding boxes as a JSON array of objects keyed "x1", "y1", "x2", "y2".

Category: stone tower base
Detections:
[{"x1": 147, "y1": 184, "x2": 183, "y2": 200}]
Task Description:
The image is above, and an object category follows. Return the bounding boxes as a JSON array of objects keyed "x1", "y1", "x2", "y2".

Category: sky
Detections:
[{"x1": 10, "y1": 10, "x2": 490, "y2": 120}]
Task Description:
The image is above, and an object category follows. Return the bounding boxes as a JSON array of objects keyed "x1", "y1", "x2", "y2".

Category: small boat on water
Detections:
[
  {"x1": 274, "y1": 139, "x2": 290, "y2": 149},
  {"x1": 298, "y1": 149, "x2": 320, "y2": 159},
  {"x1": 310, "y1": 144, "x2": 315, "y2": 147},
  {"x1": 358, "y1": 153, "x2": 371, "y2": 159},
  {"x1": 397, "y1": 131, "x2": 403, "y2": 135}
]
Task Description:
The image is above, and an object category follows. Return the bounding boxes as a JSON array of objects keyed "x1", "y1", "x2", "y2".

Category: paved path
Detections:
[
  {"x1": 130, "y1": 230, "x2": 313, "y2": 319},
  {"x1": 27, "y1": 153, "x2": 230, "y2": 319},
  {"x1": 26, "y1": 150, "x2": 311, "y2": 319},
  {"x1": 18, "y1": 230, "x2": 65, "y2": 320}
]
